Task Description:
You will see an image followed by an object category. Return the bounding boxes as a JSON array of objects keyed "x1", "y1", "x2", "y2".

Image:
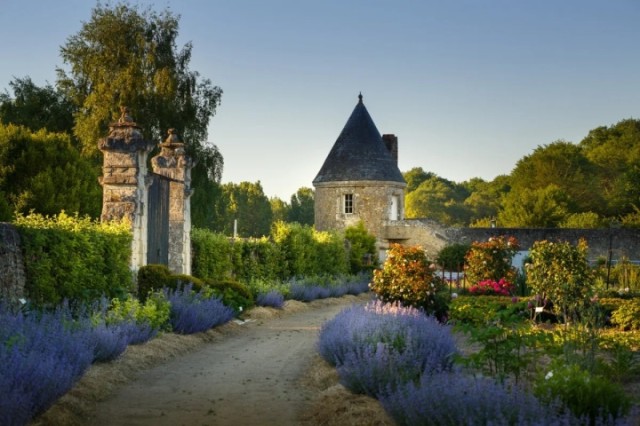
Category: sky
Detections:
[{"x1": 1, "y1": 0, "x2": 639, "y2": 200}]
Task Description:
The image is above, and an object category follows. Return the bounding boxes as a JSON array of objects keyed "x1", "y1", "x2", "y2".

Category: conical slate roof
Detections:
[{"x1": 313, "y1": 94, "x2": 405, "y2": 184}]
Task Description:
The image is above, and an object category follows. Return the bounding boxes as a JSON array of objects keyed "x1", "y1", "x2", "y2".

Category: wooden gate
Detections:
[{"x1": 147, "y1": 174, "x2": 170, "y2": 265}]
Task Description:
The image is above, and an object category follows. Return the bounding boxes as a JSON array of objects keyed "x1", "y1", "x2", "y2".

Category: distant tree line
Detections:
[{"x1": 404, "y1": 118, "x2": 640, "y2": 229}]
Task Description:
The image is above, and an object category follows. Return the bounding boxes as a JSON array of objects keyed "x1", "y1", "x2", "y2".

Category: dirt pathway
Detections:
[{"x1": 87, "y1": 296, "x2": 370, "y2": 426}]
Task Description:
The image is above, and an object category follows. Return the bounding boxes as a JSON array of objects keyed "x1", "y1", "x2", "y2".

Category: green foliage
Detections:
[
  {"x1": 498, "y1": 184, "x2": 570, "y2": 227},
  {"x1": 137, "y1": 264, "x2": 205, "y2": 302},
  {"x1": 104, "y1": 292, "x2": 171, "y2": 331},
  {"x1": 137, "y1": 264, "x2": 172, "y2": 302},
  {"x1": 436, "y1": 243, "x2": 469, "y2": 270},
  {"x1": 0, "y1": 123, "x2": 101, "y2": 218},
  {"x1": 526, "y1": 239, "x2": 595, "y2": 323},
  {"x1": 611, "y1": 299, "x2": 640, "y2": 331},
  {"x1": 288, "y1": 187, "x2": 314, "y2": 225},
  {"x1": 269, "y1": 197, "x2": 290, "y2": 224},
  {"x1": 312, "y1": 229, "x2": 349, "y2": 277},
  {"x1": 15, "y1": 212, "x2": 132, "y2": 307},
  {"x1": 344, "y1": 221, "x2": 377, "y2": 274},
  {"x1": 559, "y1": 212, "x2": 606, "y2": 229},
  {"x1": 459, "y1": 320, "x2": 546, "y2": 385},
  {"x1": 508, "y1": 141, "x2": 602, "y2": 215},
  {"x1": 191, "y1": 228, "x2": 234, "y2": 280},
  {"x1": 246, "y1": 278, "x2": 290, "y2": 299},
  {"x1": 0, "y1": 76, "x2": 75, "y2": 134},
  {"x1": 231, "y1": 237, "x2": 283, "y2": 283},
  {"x1": 271, "y1": 221, "x2": 348, "y2": 278},
  {"x1": 205, "y1": 279, "x2": 254, "y2": 314},
  {"x1": 404, "y1": 175, "x2": 471, "y2": 226},
  {"x1": 464, "y1": 236, "x2": 519, "y2": 286},
  {"x1": 222, "y1": 181, "x2": 273, "y2": 237},
  {"x1": 580, "y1": 119, "x2": 640, "y2": 217},
  {"x1": 449, "y1": 295, "x2": 530, "y2": 327},
  {"x1": 533, "y1": 363, "x2": 631, "y2": 423},
  {"x1": 57, "y1": 2, "x2": 222, "y2": 157},
  {"x1": 170, "y1": 274, "x2": 205, "y2": 292},
  {"x1": 57, "y1": 2, "x2": 224, "y2": 229},
  {"x1": 370, "y1": 244, "x2": 448, "y2": 319}
]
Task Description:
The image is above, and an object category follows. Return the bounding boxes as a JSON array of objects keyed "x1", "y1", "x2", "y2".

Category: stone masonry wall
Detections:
[{"x1": 314, "y1": 180, "x2": 406, "y2": 251}]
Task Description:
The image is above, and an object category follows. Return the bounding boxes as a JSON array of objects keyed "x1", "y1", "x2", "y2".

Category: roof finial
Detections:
[{"x1": 358, "y1": 92, "x2": 363, "y2": 104}]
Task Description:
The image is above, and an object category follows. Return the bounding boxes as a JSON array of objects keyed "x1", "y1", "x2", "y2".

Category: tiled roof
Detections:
[{"x1": 313, "y1": 94, "x2": 405, "y2": 184}]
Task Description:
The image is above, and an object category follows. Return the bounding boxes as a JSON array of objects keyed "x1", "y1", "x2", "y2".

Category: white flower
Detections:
[
  {"x1": 451, "y1": 293, "x2": 458, "y2": 299},
  {"x1": 19, "y1": 298, "x2": 27, "y2": 305},
  {"x1": 545, "y1": 371, "x2": 553, "y2": 380}
]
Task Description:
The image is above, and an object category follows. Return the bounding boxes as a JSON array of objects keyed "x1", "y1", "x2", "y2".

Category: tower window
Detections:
[{"x1": 344, "y1": 194, "x2": 353, "y2": 214}]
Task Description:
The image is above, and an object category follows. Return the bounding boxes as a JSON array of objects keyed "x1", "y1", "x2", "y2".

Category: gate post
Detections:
[
  {"x1": 98, "y1": 107, "x2": 155, "y2": 273},
  {"x1": 151, "y1": 129, "x2": 194, "y2": 275}
]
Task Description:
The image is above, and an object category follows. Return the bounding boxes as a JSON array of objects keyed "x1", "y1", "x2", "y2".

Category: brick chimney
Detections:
[{"x1": 382, "y1": 134, "x2": 398, "y2": 164}]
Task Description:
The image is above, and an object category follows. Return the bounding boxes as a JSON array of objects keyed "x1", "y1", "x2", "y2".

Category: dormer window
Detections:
[{"x1": 344, "y1": 193, "x2": 353, "y2": 214}]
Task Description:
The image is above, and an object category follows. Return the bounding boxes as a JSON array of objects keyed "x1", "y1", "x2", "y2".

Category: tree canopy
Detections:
[{"x1": 403, "y1": 118, "x2": 640, "y2": 229}]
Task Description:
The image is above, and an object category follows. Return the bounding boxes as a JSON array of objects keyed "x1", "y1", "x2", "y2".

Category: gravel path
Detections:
[{"x1": 89, "y1": 296, "x2": 368, "y2": 426}]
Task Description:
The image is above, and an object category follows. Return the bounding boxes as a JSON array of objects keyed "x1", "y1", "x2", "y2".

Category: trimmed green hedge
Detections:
[
  {"x1": 15, "y1": 212, "x2": 132, "y2": 307},
  {"x1": 191, "y1": 223, "x2": 349, "y2": 283}
]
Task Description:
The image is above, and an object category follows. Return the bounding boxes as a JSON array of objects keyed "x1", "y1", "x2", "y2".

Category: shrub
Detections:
[
  {"x1": 526, "y1": 239, "x2": 595, "y2": 323},
  {"x1": 164, "y1": 285, "x2": 235, "y2": 334},
  {"x1": 449, "y1": 295, "x2": 530, "y2": 327},
  {"x1": 464, "y1": 235, "x2": 519, "y2": 286},
  {"x1": 344, "y1": 220, "x2": 378, "y2": 274},
  {"x1": 0, "y1": 302, "x2": 95, "y2": 425},
  {"x1": 104, "y1": 292, "x2": 171, "y2": 332},
  {"x1": 611, "y1": 299, "x2": 640, "y2": 331},
  {"x1": 170, "y1": 274, "x2": 205, "y2": 292},
  {"x1": 89, "y1": 322, "x2": 130, "y2": 363},
  {"x1": 204, "y1": 279, "x2": 254, "y2": 314},
  {"x1": 436, "y1": 242, "x2": 470, "y2": 271},
  {"x1": 255, "y1": 291, "x2": 285, "y2": 309},
  {"x1": 318, "y1": 301, "x2": 457, "y2": 396},
  {"x1": 379, "y1": 370, "x2": 575, "y2": 426},
  {"x1": 191, "y1": 228, "x2": 234, "y2": 280},
  {"x1": 469, "y1": 278, "x2": 515, "y2": 296},
  {"x1": 534, "y1": 363, "x2": 632, "y2": 424},
  {"x1": 137, "y1": 264, "x2": 172, "y2": 302},
  {"x1": 370, "y1": 244, "x2": 448, "y2": 319}
]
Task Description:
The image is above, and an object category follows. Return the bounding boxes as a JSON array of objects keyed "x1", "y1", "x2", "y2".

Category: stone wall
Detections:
[
  {"x1": 446, "y1": 227, "x2": 640, "y2": 261},
  {"x1": 380, "y1": 220, "x2": 640, "y2": 262},
  {"x1": 0, "y1": 223, "x2": 26, "y2": 304}
]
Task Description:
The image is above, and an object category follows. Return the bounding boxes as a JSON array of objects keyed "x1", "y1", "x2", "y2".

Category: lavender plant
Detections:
[
  {"x1": 318, "y1": 301, "x2": 457, "y2": 396},
  {"x1": 165, "y1": 285, "x2": 235, "y2": 334},
  {"x1": 0, "y1": 302, "x2": 95, "y2": 425},
  {"x1": 256, "y1": 290, "x2": 285, "y2": 308},
  {"x1": 379, "y1": 370, "x2": 579, "y2": 426}
]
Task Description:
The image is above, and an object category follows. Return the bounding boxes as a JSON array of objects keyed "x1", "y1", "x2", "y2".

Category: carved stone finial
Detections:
[
  {"x1": 165, "y1": 128, "x2": 180, "y2": 145},
  {"x1": 118, "y1": 106, "x2": 134, "y2": 124},
  {"x1": 358, "y1": 92, "x2": 363, "y2": 104}
]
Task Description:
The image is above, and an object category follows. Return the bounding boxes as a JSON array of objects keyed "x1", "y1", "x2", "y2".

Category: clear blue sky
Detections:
[{"x1": 1, "y1": 1, "x2": 639, "y2": 200}]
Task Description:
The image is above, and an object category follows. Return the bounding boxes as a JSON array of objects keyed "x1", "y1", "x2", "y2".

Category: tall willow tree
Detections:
[{"x1": 56, "y1": 3, "x2": 224, "y2": 229}]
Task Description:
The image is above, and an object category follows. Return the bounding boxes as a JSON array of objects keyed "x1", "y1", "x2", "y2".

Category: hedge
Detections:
[{"x1": 15, "y1": 212, "x2": 132, "y2": 307}]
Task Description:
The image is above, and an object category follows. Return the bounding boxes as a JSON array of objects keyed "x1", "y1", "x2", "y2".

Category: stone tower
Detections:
[{"x1": 313, "y1": 94, "x2": 406, "y2": 256}]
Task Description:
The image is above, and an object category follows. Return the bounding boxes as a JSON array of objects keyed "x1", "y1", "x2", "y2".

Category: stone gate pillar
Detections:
[
  {"x1": 98, "y1": 107, "x2": 155, "y2": 273},
  {"x1": 151, "y1": 129, "x2": 194, "y2": 275}
]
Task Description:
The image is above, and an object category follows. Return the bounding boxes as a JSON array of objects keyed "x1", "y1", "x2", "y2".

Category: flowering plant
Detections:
[
  {"x1": 464, "y1": 236, "x2": 519, "y2": 286},
  {"x1": 370, "y1": 244, "x2": 448, "y2": 320},
  {"x1": 469, "y1": 278, "x2": 515, "y2": 296}
]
